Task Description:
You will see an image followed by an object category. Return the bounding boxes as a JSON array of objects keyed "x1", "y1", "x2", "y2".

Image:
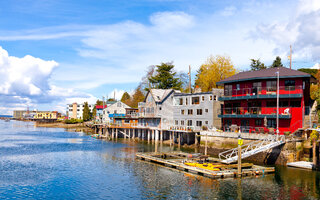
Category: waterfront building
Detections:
[
  {"x1": 34, "y1": 111, "x2": 59, "y2": 120},
  {"x1": 13, "y1": 110, "x2": 28, "y2": 119},
  {"x1": 113, "y1": 108, "x2": 139, "y2": 127},
  {"x1": 172, "y1": 89, "x2": 223, "y2": 131},
  {"x1": 138, "y1": 89, "x2": 179, "y2": 129},
  {"x1": 102, "y1": 101, "x2": 130, "y2": 123},
  {"x1": 217, "y1": 67, "x2": 311, "y2": 134},
  {"x1": 66, "y1": 102, "x2": 94, "y2": 119}
]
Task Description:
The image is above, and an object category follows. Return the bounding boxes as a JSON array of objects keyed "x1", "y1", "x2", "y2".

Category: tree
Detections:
[
  {"x1": 96, "y1": 100, "x2": 103, "y2": 106},
  {"x1": 82, "y1": 102, "x2": 91, "y2": 121},
  {"x1": 91, "y1": 107, "x2": 97, "y2": 121},
  {"x1": 107, "y1": 98, "x2": 115, "y2": 101},
  {"x1": 270, "y1": 56, "x2": 284, "y2": 68},
  {"x1": 148, "y1": 62, "x2": 182, "y2": 90},
  {"x1": 195, "y1": 55, "x2": 236, "y2": 92},
  {"x1": 177, "y1": 71, "x2": 189, "y2": 92},
  {"x1": 121, "y1": 92, "x2": 131, "y2": 103},
  {"x1": 130, "y1": 87, "x2": 145, "y2": 108},
  {"x1": 140, "y1": 65, "x2": 156, "y2": 92},
  {"x1": 250, "y1": 59, "x2": 266, "y2": 71}
]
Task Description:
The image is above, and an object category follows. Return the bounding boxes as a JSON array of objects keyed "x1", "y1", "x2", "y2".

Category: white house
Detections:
[
  {"x1": 66, "y1": 102, "x2": 94, "y2": 119},
  {"x1": 102, "y1": 101, "x2": 130, "y2": 123}
]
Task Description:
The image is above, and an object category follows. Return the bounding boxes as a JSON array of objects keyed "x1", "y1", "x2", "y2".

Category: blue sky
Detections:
[{"x1": 0, "y1": 0, "x2": 320, "y2": 114}]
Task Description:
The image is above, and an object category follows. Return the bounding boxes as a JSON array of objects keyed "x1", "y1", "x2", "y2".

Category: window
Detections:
[
  {"x1": 188, "y1": 109, "x2": 193, "y2": 115},
  {"x1": 181, "y1": 120, "x2": 185, "y2": 125},
  {"x1": 255, "y1": 119, "x2": 262, "y2": 126},
  {"x1": 77, "y1": 105, "x2": 80, "y2": 107},
  {"x1": 266, "y1": 101, "x2": 276, "y2": 107},
  {"x1": 205, "y1": 121, "x2": 208, "y2": 125},
  {"x1": 224, "y1": 85, "x2": 232, "y2": 96},
  {"x1": 69, "y1": 109, "x2": 72, "y2": 111},
  {"x1": 291, "y1": 101, "x2": 301, "y2": 107},
  {"x1": 285, "y1": 80, "x2": 295, "y2": 90},
  {"x1": 179, "y1": 98, "x2": 183, "y2": 105},
  {"x1": 117, "y1": 102, "x2": 121, "y2": 107},
  {"x1": 77, "y1": 109, "x2": 80, "y2": 111},
  {"x1": 210, "y1": 95, "x2": 213, "y2": 100},
  {"x1": 197, "y1": 109, "x2": 202, "y2": 115},
  {"x1": 202, "y1": 96, "x2": 205, "y2": 101},
  {"x1": 253, "y1": 82, "x2": 262, "y2": 94},
  {"x1": 280, "y1": 101, "x2": 289, "y2": 107},
  {"x1": 267, "y1": 81, "x2": 277, "y2": 92},
  {"x1": 214, "y1": 95, "x2": 217, "y2": 101},
  {"x1": 205, "y1": 109, "x2": 208, "y2": 113},
  {"x1": 196, "y1": 121, "x2": 202, "y2": 127},
  {"x1": 187, "y1": 120, "x2": 192, "y2": 126},
  {"x1": 186, "y1": 98, "x2": 188, "y2": 105},
  {"x1": 181, "y1": 110, "x2": 185, "y2": 115},
  {"x1": 159, "y1": 107, "x2": 162, "y2": 110},
  {"x1": 192, "y1": 97, "x2": 200, "y2": 105},
  {"x1": 124, "y1": 119, "x2": 130, "y2": 124},
  {"x1": 267, "y1": 119, "x2": 276, "y2": 128},
  {"x1": 175, "y1": 120, "x2": 178, "y2": 125},
  {"x1": 236, "y1": 84, "x2": 240, "y2": 90}
]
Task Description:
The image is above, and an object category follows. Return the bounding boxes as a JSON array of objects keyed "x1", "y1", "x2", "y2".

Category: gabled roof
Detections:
[
  {"x1": 217, "y1": 67, "x2": 311, "y2": 85},
  {"x1": 145, "y1": 89, "x2": 181, "y2": 103}
]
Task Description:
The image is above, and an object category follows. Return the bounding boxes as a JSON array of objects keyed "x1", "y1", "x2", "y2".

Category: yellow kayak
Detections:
[{"x1": 184, "y1": 162, "x2": 221, "y2": 171}]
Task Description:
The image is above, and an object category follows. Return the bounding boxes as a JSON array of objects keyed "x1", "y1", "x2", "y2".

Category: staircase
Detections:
[{"x1": 219, "y1": 135, "x2": 286, "y2": 164}]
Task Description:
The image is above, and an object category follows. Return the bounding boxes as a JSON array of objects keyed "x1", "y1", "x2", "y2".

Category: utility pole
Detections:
[
  {"x1": 289, "y1": 45, "x2": 292, "y2": 69},
  {"x1": 276, "y1": 69, "x2": 280, "y2": 139},
  {"x1": 189, "y1": 65, "x2": 192, "y2": 93}
]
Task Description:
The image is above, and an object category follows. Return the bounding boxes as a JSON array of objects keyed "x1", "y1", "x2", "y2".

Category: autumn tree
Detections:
[
  {"x1": 82, "y1": 102, "x2": 91, "y2": 121},
  {"x1": 121, "y1": 92, "x2": 131, "y2": 105},
  {"x1": 130, "y1": 87, "x2": 145, "y2": 108},
  {"x1": 250, "y1": 59, "x2": 266, "y2": 71},
  {"x1": 148, "y1": 62, "x2": 182, "y2": 90},
  {"x1": 270, "y1": 56, "x2": 284, "y2": 68},
  {"x1": 95, "y1": 100, "x2": 103, "y2": 106},
  {"x1": 195, "y1": 55, "x2": 236, "y2": 92},
  {"x1": 91, "y1": 107, "x2": 97, "y2": 121},
  {"x1": 140, "y1": 65, "x2": 156, "y2": 92}
]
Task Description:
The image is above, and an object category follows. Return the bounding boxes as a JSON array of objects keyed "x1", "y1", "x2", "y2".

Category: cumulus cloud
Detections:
[
  {"x1": 0, "y1": 46, "x2": 93, "y2": 115},
  {"x1": 251, "y1": 0, "x2": 320, "y2": 61},
  {"x1": 311, "y1": 63, "x2": 320, "y2": 69}
]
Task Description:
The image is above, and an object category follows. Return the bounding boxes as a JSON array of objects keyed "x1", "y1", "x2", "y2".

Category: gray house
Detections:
[
  {"x1": 172, "y1": 89, "x2": 223, "y2": 131},
  {"x1": 138, "y1": 89, "x2": 180, "y2": 129}
]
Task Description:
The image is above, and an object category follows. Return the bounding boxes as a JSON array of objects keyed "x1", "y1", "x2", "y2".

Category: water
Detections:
[{"x1": 0, "y1": 120, "x2": 319, "y2": 199}]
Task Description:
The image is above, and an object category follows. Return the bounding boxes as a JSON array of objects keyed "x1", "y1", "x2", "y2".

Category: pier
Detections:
[{"x1": 136, "y1": 152, "x2": 275, "y2": 179}]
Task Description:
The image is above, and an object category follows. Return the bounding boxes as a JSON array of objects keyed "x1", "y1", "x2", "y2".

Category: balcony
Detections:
[
  {"x1": 218, "y1": 107, "x2": 291, "y2": 119},
  {"x1": 219, "y1": 86, "x2": 303, "y2": 101}
]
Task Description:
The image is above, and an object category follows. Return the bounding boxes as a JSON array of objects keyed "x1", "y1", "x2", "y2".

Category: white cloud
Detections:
[
  {"x1": 108, "y1": 89, "x2": 125, "y2": 101},
  {"x1": 220, "y1": 6, "x2": 236, "y2": 16},
  {"x1": 252, "y1": 0, "x2": 320, "y2": 61},
  {"x1": 311, "y1": 63, "x2": 320, "y2": 69}
]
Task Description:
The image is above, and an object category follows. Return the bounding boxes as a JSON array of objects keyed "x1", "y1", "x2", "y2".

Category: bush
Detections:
[{"x1": 65, "y1": 119, "x2": 83, "y2": 124}]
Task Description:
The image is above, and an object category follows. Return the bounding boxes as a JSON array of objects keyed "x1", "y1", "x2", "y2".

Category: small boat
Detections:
[
  {"x1": 4, "y1": 118, "x2": 10, "y2": 122},
  {"x1": 184, "y1": 162, "x2": 221, "y2": 171}
]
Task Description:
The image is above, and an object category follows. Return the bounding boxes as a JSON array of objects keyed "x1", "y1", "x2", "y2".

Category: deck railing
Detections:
[
  {"x1": 223, "y1": 86, "x2": 303, "y2": 98},
  {"x1": 219, "y1": 107, "x2": 291, "y2": 116}
]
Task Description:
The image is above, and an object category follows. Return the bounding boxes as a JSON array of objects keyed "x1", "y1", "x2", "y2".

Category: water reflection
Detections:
[{"x1": 0, "y1": 120, "x2": 320, "y2": 199}]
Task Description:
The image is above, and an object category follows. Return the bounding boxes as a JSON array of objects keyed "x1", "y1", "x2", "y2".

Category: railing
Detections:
[
  {"x1": 223, "y1": 86, "x2": 303, "y2": 98},
  {"x1": 219, "y1": 107, "x2": 291, "y2": 116},
  {"x1": 219, "y1": 135, "x2": 286, "y2": 163},
  {"x1": 222, "y1": 125, "x2": 276, "y2": 134}
]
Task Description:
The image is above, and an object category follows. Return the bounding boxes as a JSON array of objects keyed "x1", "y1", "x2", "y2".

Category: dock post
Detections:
[
  {"x1": 238, "y1": 143, "x2": 242, "y2": 177},
  {"x1": 116, "y1": 128, "x2": 118, "y2": 139},
  {"x1": 178, "y1": 132, "x2": 181, "y2": 149},
  {"x1": 152, "y1": 130, "x2": 155, "y2": 141},
  {"x1": 195, "y1": 132, "x2": 198, "y2": 146},
  {"x1": 160, "y1": 130, "x2": 163, "y2": 141},
  {"x1": 112, "y1": 128, "x2": 114, "y2": 140},
  {"x1": 205, "y1": 133, "x2": 208, "y2": 156},
  {"x1": 169, "y1": 132, "x2": 172, "y2": 146},
  {"x1": 173, "y1": 132, "x2": 175, "y2": 145},
  {"x1": 313, "y1": 138, "x2": 317, "y2": 168},
  {"x1": 148, "y1": 130, "x2": 150, "y2": 142},
  {"x1": 132, "y1": 129, "x2": 134, "y2": 139},
  {"x1": 155, "y1": 130, "x2": 158, "y2": 141}
]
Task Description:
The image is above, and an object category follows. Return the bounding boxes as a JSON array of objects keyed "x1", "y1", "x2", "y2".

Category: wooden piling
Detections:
[{"x1": 238, "y1": 144, "x2": 242, "y2": 177}]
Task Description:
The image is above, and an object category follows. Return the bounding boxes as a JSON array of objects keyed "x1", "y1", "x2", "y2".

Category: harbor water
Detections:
[{"x1": 0, "y1": 120, "x2": 319, "y2": 199}]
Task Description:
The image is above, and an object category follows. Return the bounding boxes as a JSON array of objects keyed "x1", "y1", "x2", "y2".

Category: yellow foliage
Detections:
[
  {"x1": 195, "y1": 55, "x2": 236, "y2": 92},
  {"x1": 310, "y1": 84, "x2": 319, "y2": 100}
]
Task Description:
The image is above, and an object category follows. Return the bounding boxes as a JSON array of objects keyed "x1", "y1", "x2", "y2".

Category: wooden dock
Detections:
[{"x1": 136, "y1": 152, "x2": 275, "y2": 179}]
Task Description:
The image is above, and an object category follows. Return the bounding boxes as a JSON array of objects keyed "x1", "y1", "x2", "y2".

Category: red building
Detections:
[{"x1": 217, "y1": 67, "x2": 311, "y2": 134}]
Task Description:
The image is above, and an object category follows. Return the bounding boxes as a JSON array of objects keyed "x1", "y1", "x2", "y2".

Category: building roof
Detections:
[
  {"x1": 217, "y1": 67, "x2": 311, "y2": 85},
  {"x1": 147, "y1": 89, "x2": 181, "y2": 103},
  {"x1": 96, "y1": 105, "x2": 107, "y2": 109}
]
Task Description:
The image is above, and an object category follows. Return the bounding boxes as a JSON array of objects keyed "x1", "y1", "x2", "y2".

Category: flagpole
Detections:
[{"x1": 276, "y1": 69, "x2": 279, "y2": 139}]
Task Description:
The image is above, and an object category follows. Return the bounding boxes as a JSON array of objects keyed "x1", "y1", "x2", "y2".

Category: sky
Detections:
[{"x1": 0, "y1": 0, "x2": 320, "y2": 115}]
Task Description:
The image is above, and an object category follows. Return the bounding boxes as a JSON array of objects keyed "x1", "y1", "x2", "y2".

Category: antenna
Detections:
[{"x1": 188, "y1": 65, "x2": 191, "y2": 93}]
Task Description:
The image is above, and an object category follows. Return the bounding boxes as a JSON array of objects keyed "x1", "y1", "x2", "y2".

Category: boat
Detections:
[
  {"x1": 4, "y1": 118, "x2": 10, "y2": 122},
  {"x1": 184, "y1": 162, "x2": 221, "y2": 171}
]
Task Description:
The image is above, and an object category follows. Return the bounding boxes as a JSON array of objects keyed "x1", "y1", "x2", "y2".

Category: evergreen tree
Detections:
[
  {"x1": 148, "y1": 62, "x2": 182, "y2": 90},
  {"x1": 82, "y1": 102, "x2": 91, "y2": 121},
  {"x1": 270, "y1": 56, "x2": 284, "y2": 68},
  {"x1": 91, "y1": 107, "x2": 97, "y2": 121},
  {"x1": 250, "y1": 59, "x2": 266, "y2": 71}
]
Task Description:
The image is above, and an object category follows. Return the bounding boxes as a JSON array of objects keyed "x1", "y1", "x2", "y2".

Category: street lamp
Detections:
[{"x1": 276, "y1": 69, "x2": 280, "y2": 139}]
